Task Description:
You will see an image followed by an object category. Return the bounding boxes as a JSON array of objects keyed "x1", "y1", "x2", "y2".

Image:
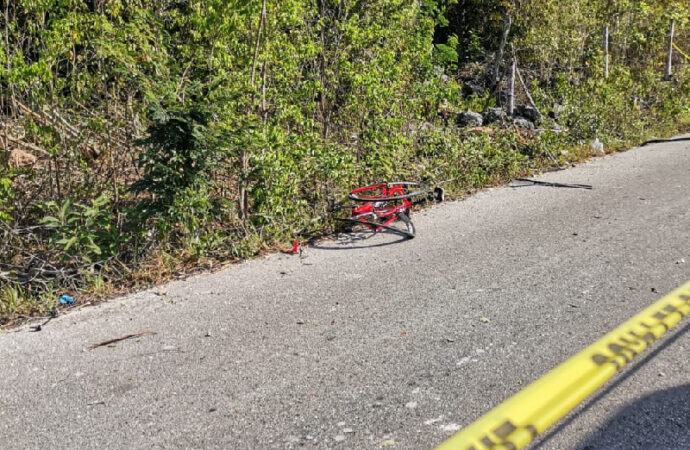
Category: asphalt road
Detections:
[{"x1": 2, "y1": 136, "x2": 690, "y2": 450}]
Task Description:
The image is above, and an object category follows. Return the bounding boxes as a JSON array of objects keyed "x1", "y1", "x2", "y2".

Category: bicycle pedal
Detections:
[{"x1": 434, "y1": 187, "x2": 445, "y2": 202}]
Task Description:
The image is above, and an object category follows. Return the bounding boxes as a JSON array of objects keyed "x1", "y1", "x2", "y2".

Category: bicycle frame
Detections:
[{"x1": 349, "y1": 184, "x2": 412, "y2": 230}]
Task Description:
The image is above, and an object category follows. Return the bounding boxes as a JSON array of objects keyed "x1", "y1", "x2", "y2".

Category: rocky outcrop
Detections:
[
  {"x1": 456, "y1": 111, "x2": 484, "y2": 127},
  {"x1": 483, "y1": 107, "x2": 507, "y2": 124},
  {"x1": 512, "y1": 117, "x2": 535, "y2": 131},
  {"x1": 515, "y1": 105, "x2": 542, "y2": 124}
]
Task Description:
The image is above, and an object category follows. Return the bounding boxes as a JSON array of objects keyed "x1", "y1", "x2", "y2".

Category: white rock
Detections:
[{"x1": 590, "y1": 138, "x2": 604, "y2": 154}]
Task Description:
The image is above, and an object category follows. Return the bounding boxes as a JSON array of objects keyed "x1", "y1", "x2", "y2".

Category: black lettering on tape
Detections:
[
  {"x1": 641, "y1": 332, "x2": 655, "y2": 345},
  {"x1": 618, "y1": 336, "x2": 637, "y2": 346},
  {"x1": 624, "y1": 332, "x2": 647, "y2": 351},
  {"x1": 608, "y1": 343, "x2": 631, "y2": 363},
  {"x1": 471, "y1": 421, "x2": 524, "y2": 450},
  {"x1": 493, "y1": 421, "x2": 517, "y2": 439},
  {"x1": 592, "y1": 354, "x2": 608, "y2": 365},
  {"x1": 621, "y1": 342, "x2": 638, "y2": 358},
  {"x1": 608, "y1": 343, "x2": 624, "y2": 353}
]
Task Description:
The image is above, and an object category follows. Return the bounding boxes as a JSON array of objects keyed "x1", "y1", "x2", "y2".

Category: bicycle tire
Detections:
[
  {"x1": 334, "y1": 212, "x2": 415, "y2": 239},
  {"x1": 348, "y1": 182, "x2": 431, "y2": 202}
]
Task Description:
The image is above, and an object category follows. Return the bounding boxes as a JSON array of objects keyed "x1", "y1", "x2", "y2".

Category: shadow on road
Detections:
[
  {"x1": 532, "y1": 321, "x2": 690, "y2": 450},
  {"x1": 310, "y1": 230, "x2": 410, "y2": 250},
  {"x1": 576, "y1": 384, "x2": 690, "y2": 450},
  {"x1": 641, "y1": 136, "x2": 690, "y2": 146}
]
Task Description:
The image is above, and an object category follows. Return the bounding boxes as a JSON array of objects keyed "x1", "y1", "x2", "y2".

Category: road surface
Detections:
[{"x1": 1, "y1": 135, "x2": 690, "y2": 449}]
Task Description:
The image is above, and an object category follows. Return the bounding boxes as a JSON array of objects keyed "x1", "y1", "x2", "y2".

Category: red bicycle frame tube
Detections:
[
  {"x1": 349, "y1": 183, "x2": 390, "y2": 201},
  {"x1": 350, "y1": 184, "x2": 411, "y2": 229}
]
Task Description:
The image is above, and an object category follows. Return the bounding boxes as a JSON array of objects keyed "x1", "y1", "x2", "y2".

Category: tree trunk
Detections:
[{"x1": 492, "y1": 10, "x2": 512, "y2": 89}]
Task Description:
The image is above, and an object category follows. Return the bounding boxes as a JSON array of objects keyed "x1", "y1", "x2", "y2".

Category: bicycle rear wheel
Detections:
[
  {"x1": 334, "y1": 210, "x2": 415, "y2": 239},
  {"x1": 348, "y1": 182, "x2": 430, "y2": 202}
]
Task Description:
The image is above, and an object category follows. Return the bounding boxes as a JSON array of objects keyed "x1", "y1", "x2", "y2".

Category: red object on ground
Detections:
[{"x1": 283, "y1": 240, "x2": 300, "y2": 254}]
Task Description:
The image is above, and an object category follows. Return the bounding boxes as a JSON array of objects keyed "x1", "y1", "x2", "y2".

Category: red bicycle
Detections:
[{"x1": 334, "y1": 182, "x2": 443, "y2": 239}]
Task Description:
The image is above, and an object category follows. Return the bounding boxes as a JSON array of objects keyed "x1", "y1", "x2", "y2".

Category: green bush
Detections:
[{"x1": 40, "y1": 193, "x2": 123, "y2": 264}]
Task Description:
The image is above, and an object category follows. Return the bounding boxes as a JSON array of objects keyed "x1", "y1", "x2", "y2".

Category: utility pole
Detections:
[
  {"x1": 603, "y1": 26, "x2": 609, "y2": 78},
  {"x1": 665, "y1": 19, "x2": 675, "y2": 81}
]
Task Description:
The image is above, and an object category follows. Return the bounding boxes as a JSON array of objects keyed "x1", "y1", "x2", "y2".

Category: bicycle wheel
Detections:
[
  {"x1": 334, "y1": 210, "x2": 415, "y2": 239},
  {"x1": 348, "y1": 182, "x2": 430, "y2": 202}
]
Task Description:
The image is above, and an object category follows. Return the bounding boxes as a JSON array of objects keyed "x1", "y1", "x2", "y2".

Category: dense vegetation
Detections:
[{"x1": 1, "y1": 0, "x2": 689, "y2": 323}]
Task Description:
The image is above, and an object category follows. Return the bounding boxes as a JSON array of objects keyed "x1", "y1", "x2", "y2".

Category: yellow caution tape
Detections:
[
  {"x1": 437, "y1": 280, "x2": 690, "y2": 450},
  {"x1": 672, "y1": 41, "x2": 690, "y2": 62}
]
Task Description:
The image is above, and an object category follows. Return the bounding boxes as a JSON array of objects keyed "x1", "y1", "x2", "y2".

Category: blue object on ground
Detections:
[{"x1": 59, "y1": 294, "x2": 75, "y2": 305}]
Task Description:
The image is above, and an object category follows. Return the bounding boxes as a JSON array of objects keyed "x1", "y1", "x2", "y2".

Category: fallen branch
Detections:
[
  {"x1": 510, "y1": 178, "x2": 592, "y2": 189},
  {"x1": 89, "y1": 331, "x2": 156, "y2": 350},
  {"x1": 47, "y1": 107, "x2": 80, "y2": 138},
  {"x1": 13, "y1": 99, "x2": 80, "y2": 140},
  {"x1": 6, "y1": 135, "x2": 51, "y2": 157},
  {"x1": 12, "y1": 99, "x2": 44, "y2": 123}
]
